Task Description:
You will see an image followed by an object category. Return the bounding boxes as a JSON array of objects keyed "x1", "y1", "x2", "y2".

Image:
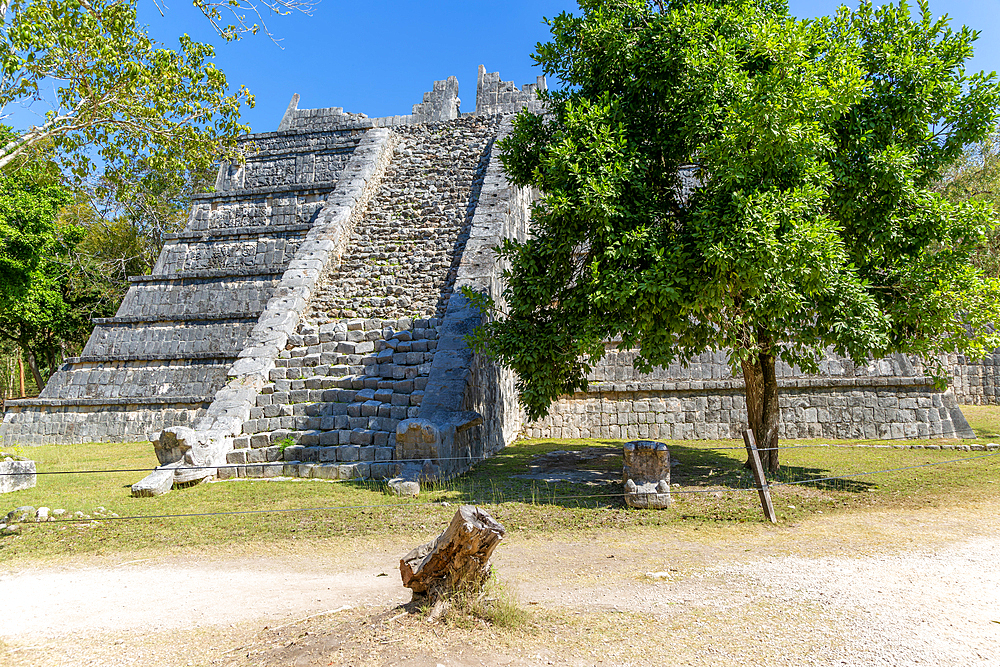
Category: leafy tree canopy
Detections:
[
  {"x1": 934, "y1": 134, "x2": 1000, "y2": 279},
  {"x1": 0, "y1": 0, "x2": 261, "y2": 388},
  {"x1": 470, "y1": 0, "x2": 1000, "y2": 469},
  {"x1": 0, "y1": 157, "x2": 113, "y2": 388},
  {"x1": 0, "y1": 0, "x2": 254, "y2": 204}
]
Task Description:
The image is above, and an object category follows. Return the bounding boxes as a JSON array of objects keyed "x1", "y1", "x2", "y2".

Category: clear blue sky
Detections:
[{"x1": 131, "y1": 1, "x2": 1000, "y2": 134}]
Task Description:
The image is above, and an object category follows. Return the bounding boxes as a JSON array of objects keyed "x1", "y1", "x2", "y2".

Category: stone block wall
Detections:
[
  {"x1": 116, "y1": 275, "x2": 283, "y2": 320},
  {"x1": 528, "y1": 344, "x2": 973, "y2": 441},
  {"x1": 2, "y1": 398, "x2": 210, "y2": 445},
  {"x1": 273, "y1": 75, "x2": 462, "y2": 135},
  {"x1": 153, "y1": 233, "x2": 307, "y2": 275},
  {"x1": 944, "y1": 351, "x2": 1000, "y2": 405},
  {"x1": 412, "y1": 76, "x2": 461, "y2": 123},
  {"x1": 36, "y1": 358, "x2": 232, "y2": 401},
  {"x1": 475, "y1": 65, "x2": 546, "y2": 116},
  {"x1": 587, "y1": 346, "x2": 921, "y2": 384},
  {"x1": 529, "y1": 378, "x2": 972, "y2": 441},
  {"x1": 216, "y1": 127, "x2": 362, "y2": 192},
  {"x1": 82, "y1": 320, "x2": 254, "y2": 358}
]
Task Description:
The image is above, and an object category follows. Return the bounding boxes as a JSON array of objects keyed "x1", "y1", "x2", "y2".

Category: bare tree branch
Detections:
[{"x1": 192, "y1": 0, "x2": 317, "y2": 45}]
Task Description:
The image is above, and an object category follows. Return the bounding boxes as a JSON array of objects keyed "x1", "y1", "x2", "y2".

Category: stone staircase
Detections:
[
  {"x1": 221, "y1": 114, "x2": 499, "y2": 479},
  {"x1": 223, "y1": 316, "x2": 439, "y2": 479},
  {"x1": 2, "y1": 71, "x2": 534, "y2": 489}
]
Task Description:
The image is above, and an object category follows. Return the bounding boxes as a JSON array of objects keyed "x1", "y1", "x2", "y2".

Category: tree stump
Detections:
[{"x1": 400, "y1": 505, "x2": 505, "y2": 604}]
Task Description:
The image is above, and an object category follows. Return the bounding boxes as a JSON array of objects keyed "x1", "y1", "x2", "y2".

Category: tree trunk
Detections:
[
  {"x1": 400, "y1": 505, "x2": 505, "y2": 603},
  {"x1": 741, "y1": 350, "x2": 780, "y2": 473},
  {"x1": 758, "y1": 350, "x2": 780, "y2": 472},
  {"x1": 24, "y1": 351, "x2": 44, "y2": 395}
]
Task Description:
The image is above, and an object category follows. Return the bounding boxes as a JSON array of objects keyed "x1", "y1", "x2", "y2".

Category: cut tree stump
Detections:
[{"x1": 400, "y1": 505, "x2": 505, "y2": 602}]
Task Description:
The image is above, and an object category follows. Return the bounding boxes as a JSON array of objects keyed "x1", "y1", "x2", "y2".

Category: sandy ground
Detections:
[{"x1": 1, "y1": 501, "x2": 999, "y2": 667}]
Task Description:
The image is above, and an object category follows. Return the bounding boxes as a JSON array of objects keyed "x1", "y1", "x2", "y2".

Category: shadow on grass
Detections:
[
  {"x1": 663, "y1": 442, "x2": 875, "y2": 493},
  {"x1": 419, "y1": 438, "x2": 874, "y2": 510}
]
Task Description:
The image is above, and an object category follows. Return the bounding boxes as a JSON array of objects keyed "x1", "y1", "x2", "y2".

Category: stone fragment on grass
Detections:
[
  {"x1": 0, "y1": 459, "x2": 36, "y2": 494},
  {"x1": 623, "y1": 440, "x2": 671, "y2": 509},
  {"x1": 388, "y1": 478, "x2": 420, "y2": 496},
  {"x1": 131, "y1": 464, "x2": 179, "y2": 497},
  {"x1": 6, "y1": 506, "x2": 34, "y2": 523}
]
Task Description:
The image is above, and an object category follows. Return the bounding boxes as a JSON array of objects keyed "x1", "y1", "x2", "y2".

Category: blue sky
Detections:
[{"x1": 45, "y1": 1, "x2": 1000, "y2": 135}]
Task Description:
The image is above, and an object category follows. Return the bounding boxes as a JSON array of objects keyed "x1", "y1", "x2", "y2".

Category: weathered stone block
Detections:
[
  {"x1": 0, "y1": 459, "x2": 36, "y2": 494},
  {"x1": 369, "y1": 462, "x2": 391, "y2": 479},
  {"x1": 131, "y1": 466, "x2": 175, "y2": 497},
  {"x1": 227, "y1": 449, "x2": 248, "y2": 464},
  {"x1": 622, "y1": 440, "x2": 671, "y2": 509}
]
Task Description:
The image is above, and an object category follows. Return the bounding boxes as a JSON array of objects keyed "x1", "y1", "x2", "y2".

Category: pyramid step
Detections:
[
  {"x1": 128, "y1": 267, "x2": 285, "y2": 283},
  {"x1": 64, "y1": 352, "x2": 239, "y2": 364},
  {"x1": 92, "y1": 312, "x2": 261, "y2": 325},
  {"x1": 164, "y1": 222, "x2": 312, "y2": 241}
]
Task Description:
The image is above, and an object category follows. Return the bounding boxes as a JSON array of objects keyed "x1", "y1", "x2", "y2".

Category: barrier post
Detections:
[{"x1": 743, "y1": 429, "x2": 777, "y2": 524}]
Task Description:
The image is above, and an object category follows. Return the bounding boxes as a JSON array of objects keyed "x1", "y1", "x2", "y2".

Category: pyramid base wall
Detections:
[
  {"x1": 0, "y1": 400, "x2": 210, "y2": 446},
  {"x1": 528, "y1": 379, "x2": 974, "y2": 441}
]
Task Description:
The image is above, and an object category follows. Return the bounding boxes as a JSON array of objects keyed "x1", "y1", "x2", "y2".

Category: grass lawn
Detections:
[
  {"x1": 959, "y1": 404, "x2": 1000, "y2": 439},
  {"x1": 1, "y1": 407, "x2": 1000, "y2": 563}
]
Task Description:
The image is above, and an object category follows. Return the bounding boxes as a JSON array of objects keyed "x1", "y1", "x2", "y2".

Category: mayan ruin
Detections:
[{"x1": 2, "y1": 66, "x2": 998, "y2": 493}]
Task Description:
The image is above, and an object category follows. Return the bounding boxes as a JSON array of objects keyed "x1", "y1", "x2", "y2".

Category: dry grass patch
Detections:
[{"x1": 2, "y1": 411, "x2": 1000, "y2": 563}]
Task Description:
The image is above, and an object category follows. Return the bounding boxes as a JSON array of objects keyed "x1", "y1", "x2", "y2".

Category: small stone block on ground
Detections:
[
  {"x1": 131, "y1": 467, "x2": 176, "y2": 497},
  {"x1": 0, "y1": 459, "x2": 36, "y2": 494},
  {"x1": 388, "y1": 478, "x2": 420, "y2": 496},
  {"x1": 623, "y1": 440, "x2": 671, "y2": 509}
]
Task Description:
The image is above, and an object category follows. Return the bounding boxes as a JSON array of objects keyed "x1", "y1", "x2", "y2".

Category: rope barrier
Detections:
[
  {"x1": 3, "y1": 434, "x2": 998, "y2": 477},
  {"x1": 5, "y1": 449, "x2": 997, "y2": 526},
  {"x1": 770, "y1": 449, "x2": 1000, "y2": 487}
]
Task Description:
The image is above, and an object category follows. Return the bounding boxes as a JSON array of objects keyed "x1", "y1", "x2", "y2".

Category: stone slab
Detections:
[{"x1": 0, "y1": 460, "x2": 36, "y2": 494}]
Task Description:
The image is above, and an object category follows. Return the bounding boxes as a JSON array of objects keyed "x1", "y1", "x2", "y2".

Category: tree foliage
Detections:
[
  {"x1": 0, "y1": 0, "x2": 253, "y2": 202},
  {"x1": 189, "y1": 0, "x2": 317, "y2": 43},
  {"x1": 0, "y1": 162, "x2": 115, "y2": 388},
  {"x1": 79, "y1": 160, "x2": 216, "y2": 284},
  {"x1": 0, "y1": 0, "x2": 257, "y2": 387},
  {"x1": 934, "y1": 134, "x2": 1000, "y2": 279},
  {"x1": 469, "y1": 0, "x2": 1000, "y2": 470}
]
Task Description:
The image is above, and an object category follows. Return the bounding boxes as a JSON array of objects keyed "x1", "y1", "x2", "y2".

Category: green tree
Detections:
[
  {"x1": 469, "y1": 0, "x2": 1000, "y2": 471},
  {"x1": 934, "y1": 134, "x2": 1000, "y2": 279},
  {"x1": 0, "y1": 0, "x2": 253, "y2": 202},
  {"x1": 0, "y1": 0, "x2": 256, "y2": 387},
  {"x1": 0, "y1": 165, "x2": 112, "y2": 388},
  {"x1": 78, "y1": 160, "x2": 217, "y2": 291}
]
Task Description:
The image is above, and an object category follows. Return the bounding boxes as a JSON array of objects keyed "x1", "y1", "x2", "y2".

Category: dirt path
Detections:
[{"x1": 1, "y1": 502, "x2": 999, "y2": 667}]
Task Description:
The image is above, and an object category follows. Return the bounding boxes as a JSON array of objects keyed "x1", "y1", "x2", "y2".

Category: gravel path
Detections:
[
  {"x1": 716, "y1": 537, "x2": 1000, "y2": 666},
  {"x1": 1, "y1": 505, "x2": 998, "y2": 666}
]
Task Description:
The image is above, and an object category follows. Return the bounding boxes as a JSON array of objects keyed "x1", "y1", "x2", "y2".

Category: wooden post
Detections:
[
  {"x1": 743, "y1": 429, "x2": 777, "y2": 524},
  {"x1": 17, "y1": 356, "x2": 25, "y2": 398}
]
